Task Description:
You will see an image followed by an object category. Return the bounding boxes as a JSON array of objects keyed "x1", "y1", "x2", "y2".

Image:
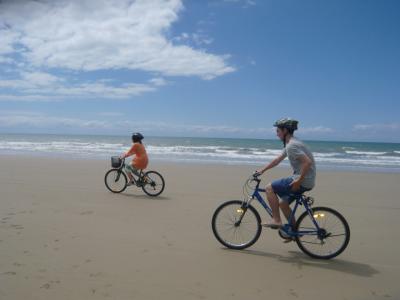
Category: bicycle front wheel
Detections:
[
  {"x1": 212, "y1": 200, "x2": 261, "y2": 250},
  {"x1": 141, "y1": 171, "x2": 165, "y2": 196},
  {"x1": 295, "y1": 206, "x2": 350, "y2": 259},
  {"x1": 104, "y1": 169, "x2": 127, "y2": 193}
]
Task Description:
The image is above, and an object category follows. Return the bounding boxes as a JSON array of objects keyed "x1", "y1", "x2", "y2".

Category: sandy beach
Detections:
[{"x1": 0, "y1": 154, "x2": 399, "y2": 300}]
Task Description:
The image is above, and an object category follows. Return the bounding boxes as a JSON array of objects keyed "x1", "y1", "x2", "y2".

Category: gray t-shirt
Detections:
[{"x1": 282, "y1": 137, "x2": 316, "y2": 189}]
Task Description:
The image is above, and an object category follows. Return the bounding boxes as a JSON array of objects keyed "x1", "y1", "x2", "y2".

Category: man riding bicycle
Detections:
[{"x1": 256, "y1": 118, "x2": 316, "y2": 229}]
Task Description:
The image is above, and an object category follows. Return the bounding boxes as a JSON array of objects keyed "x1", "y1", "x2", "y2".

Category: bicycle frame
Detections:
[
  {"x1": 115, "y1": 159, "x2": 143, "y2": 185},
  {"x1": 244, "y1": 177, "x2": 321, "y2": 237}
]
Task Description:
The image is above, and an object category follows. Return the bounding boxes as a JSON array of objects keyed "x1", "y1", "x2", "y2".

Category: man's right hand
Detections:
[{"x1": 254, "y1": 170, "x2": 263, "y2": 177}]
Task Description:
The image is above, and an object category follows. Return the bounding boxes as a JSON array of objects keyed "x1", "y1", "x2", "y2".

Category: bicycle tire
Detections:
[
  {"x1": 295, "y1": 206, "x2": 350, "y2": 259},
  {"x1": 141, "y1": 171, "x2": 165, "y2": 197},
  {"x1": 212, "y1": 200, "x2": 262, "y2": 250},
  {"x1": 104, "y1": 169, "x2": 128, "y2": 193}
]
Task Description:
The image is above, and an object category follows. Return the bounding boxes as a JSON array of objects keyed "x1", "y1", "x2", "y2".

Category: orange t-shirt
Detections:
[{"x1": 125, "y1": 143, "x2": 148, "y2": 170}]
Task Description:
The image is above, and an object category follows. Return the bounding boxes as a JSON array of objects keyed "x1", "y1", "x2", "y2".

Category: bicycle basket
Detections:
[{"x1": 111, "y1": 156, "x2": 122, "y2": 168}]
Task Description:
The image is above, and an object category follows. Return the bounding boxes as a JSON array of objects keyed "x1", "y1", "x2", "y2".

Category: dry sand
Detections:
[{"x1": 0, "y1": 155, "x2": 399, "y2": 299}]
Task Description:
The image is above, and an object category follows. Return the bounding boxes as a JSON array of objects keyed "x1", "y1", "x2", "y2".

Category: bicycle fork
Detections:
[
  {"x1": 233, "y1": 197, "x2": 254, "y2": 226},
  {"x1": 115, "y1": 169, "x2": 123, "y2": 182}
]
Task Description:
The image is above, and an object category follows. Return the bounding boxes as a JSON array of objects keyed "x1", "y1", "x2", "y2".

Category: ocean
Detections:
[{"x1": 1, "y1": 133, "x2": 400, "y2": 173}]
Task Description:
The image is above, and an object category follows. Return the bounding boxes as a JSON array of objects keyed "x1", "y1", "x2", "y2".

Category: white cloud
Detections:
[
  {"x1": 0, "y1": 115, "x2": 252, "y2": 135},
  {"x1": 20, "y1": 72, "x2": 61, "y2": 86},
  {"x1": 299, "y1": 126, "x2": 334, "y2": 134},
  {"x1": 0, "y1": 71, "x2": 62, "y2": 91},
  {"x1": 49, "y1": 82, "x2": 156, "y2": 98},
  {"x1": 0, "y1": 111, "x2": 110, "y2": 128},
  {"x1": 0, "y1": 0, "x2": 234, "y2": 79},
  {"x1": 0, "y1": 111, "x2": 336, "y2": 138},
  {"x1": 244, "y1": 125, "x2": 334, "y2": 135},
  {"x1": 0, "y1": 27, "x2": 19, "y2": 55},
  {"x1": 0, "y1": 0, "x2": 235, "y2": 101},
  {"x1": 0, "y1": 56, "x2": 14, "y2": 64},
  {"x1": 0, "y1": 94, "x2": 64, "y2": 102},
  {"x1": 0, "y1": 71, "x2": 166, "y2": 101},
  {"x1": 349, "y1": 123, "x2": 400, "y2": 142},
  {"x1": 174, "y1": 31, "x2": 214, "y2": 46},
  {"x1": 222, "y1": 0, "x2": 256, "y2": 7},
  {"x1": 148, "y1": 77, "x2": 168, "y2": 87},
  {"x1": 97, "y1": 112, "x2": 125, "y2": 117},
  {"x1": 353, "y1": 123, "x2": 400, "y2": 131}
]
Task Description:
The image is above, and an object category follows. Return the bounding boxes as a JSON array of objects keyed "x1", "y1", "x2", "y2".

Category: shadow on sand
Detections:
[
  {"x1": 223, "y1": 249, "x2": 379, "y2": 277},
  {"x1": 118, "y1": 192, "x2": 171, "y2": 201}
]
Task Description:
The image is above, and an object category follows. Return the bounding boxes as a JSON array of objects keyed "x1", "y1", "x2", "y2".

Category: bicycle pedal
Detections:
[{"x1": 278, "y1": 229, "x2": 289, "y2": 238}]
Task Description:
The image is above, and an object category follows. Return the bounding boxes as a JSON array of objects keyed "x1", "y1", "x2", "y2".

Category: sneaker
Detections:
[{"x1": 279, "y1": 227, "x2": 296, "y2": 243}]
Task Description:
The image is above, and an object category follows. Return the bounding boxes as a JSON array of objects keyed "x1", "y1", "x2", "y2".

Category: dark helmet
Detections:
[
  {"x1": 273, "y1": 118, "x2": 298, "y2": 132},
  {"x1": 131, "y1": 132, "x2": 144, "y2": 142}
]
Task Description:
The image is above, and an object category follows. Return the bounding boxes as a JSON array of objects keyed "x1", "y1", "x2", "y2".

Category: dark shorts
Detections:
[{"x1": 271, "y1": 177, "x2": 312, "y2": 204}]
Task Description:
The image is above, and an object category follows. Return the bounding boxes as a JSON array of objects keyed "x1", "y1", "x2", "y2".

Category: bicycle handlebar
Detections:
[{"x1": 248, "y1": 172, "x2": 261, "y2": 185}]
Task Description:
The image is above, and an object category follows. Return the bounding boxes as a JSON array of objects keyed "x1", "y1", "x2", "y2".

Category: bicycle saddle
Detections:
[{"x1": 288, "y1": 189, "x2": 311, "y2": 201}]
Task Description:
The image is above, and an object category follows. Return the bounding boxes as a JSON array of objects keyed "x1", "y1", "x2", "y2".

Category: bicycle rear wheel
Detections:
[
  {"x1": 104, "y1": 169, "x2": 127, "y2": 193},
  {"x1": 141, "y1": 171, "x2": 165, "y2": 196},
  {"x1": 212, "y1": 200, "x2": 261, "y2": 250},
  {"x1": 295, "y1": 206, "x2": 350, "y2": 259}
]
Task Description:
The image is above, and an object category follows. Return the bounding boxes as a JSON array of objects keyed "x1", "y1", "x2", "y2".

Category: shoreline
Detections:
[
  {"x1": 1, "y1": 133, "x2": 400, "y2": 174},
  {"x1": 1, "y1": 152, "x2": 400, "y2": 175}
]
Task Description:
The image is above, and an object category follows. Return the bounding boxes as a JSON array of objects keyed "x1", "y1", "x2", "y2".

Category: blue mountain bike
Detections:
[{"x1": 211, "y1": 173, "x2": 350, "y2": 259}]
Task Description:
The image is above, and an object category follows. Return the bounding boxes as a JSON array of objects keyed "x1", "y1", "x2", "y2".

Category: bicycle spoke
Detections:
[
  {"x1": 300, "y1": 240, "x2": 324, "y2": 245},
  {"x1": 213, "y1": 202, "x2": 260, "y2": 248},
  {"x1": 297, "y1": 208, "x2": 349, "y2": 258},
  {"x1": 105, "y1": 170, "x2": 126, "y2": 192},
  {"x1": 141, "y1": 172, "x2": 165, "y2": 196},
  {"x1": 327, "y1": 233, "x2": 346, "y2": 237}
]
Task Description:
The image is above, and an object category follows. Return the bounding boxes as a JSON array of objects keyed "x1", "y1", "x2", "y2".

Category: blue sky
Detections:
[{"x1": 0, "y1": 0, "x2": 399, "y2": 142}]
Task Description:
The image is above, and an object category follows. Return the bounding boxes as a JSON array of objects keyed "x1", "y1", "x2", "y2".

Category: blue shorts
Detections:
[{"x1": 271, "y1": 177, "x2": 311, "y2": 204}]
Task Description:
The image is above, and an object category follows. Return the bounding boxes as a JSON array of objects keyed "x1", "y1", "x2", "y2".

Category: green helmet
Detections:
[{"x1": 273, "y1": 118, "x2": 299, "y2": 131}]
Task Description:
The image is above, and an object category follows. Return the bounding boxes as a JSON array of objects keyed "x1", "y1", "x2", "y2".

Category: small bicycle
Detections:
[
  {"x1": 104, "y1": 156, "x2": 165, "y2": 197},
  {"x1": 211, "y1": 173, "x2": 350, "y2": 259}
]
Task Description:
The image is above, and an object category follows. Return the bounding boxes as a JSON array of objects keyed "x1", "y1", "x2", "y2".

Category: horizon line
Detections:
[{"x1": 1, "y1": 131, "x2": 400, "y2": 145}]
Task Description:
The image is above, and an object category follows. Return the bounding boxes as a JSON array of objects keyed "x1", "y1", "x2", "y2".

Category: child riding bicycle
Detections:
[{"x1": 120, "y1": 132, "x2": 149, "y2": 186}]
